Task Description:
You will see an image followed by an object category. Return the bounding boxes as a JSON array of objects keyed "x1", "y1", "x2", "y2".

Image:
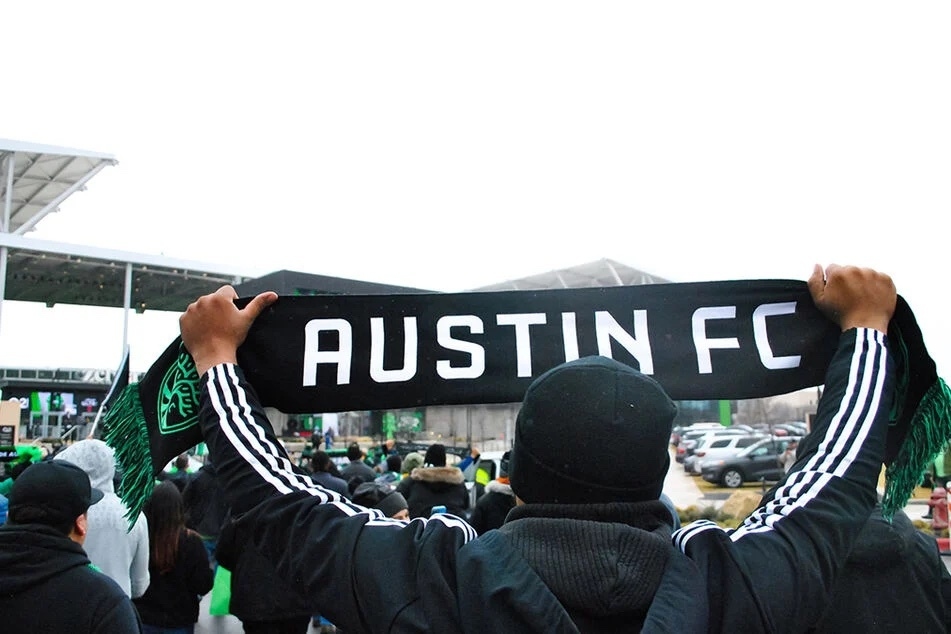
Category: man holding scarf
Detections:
[{"x1": 180, "y1": 264, "x2": 900, "y2": 632}]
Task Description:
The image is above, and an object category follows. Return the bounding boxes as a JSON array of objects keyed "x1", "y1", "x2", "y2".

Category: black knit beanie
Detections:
[
  {"x1": 424, "y1": 443, "x2": 447, "y2": 467},
  {"x1": 509, "y1": 355, "x2": 677, "y2": 504},
  {"x1": 352, "y1": 481, "x2": 408, "y2": 519}
]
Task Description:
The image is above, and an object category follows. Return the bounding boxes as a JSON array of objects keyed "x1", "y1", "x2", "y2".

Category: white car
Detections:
[
  {"x1": 676, "y1": 427, "x2": 752, "y2": 463},
  {"x1": 686, "y1": 434, "x2": 767, "y2": 474}
]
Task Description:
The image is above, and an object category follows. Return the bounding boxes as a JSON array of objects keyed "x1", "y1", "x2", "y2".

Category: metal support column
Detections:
[
  {"x1": 0, "y1": 153, "x2": 16, "y2": 338},
  {"x1": 122, "y1": 262, "x2": 133, "y2": 355}
]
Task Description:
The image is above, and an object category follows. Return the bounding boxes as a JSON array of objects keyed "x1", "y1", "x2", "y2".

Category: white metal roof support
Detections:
[
  {"x1": 0, "y1": 154, "x2": 15, "y2": 338},
  {"x1": 0, "y1": 245, "x2": 7, "y2": 338},
  {"x1": 13, "y1": 161, "x2": 112, "y2": 235},
  {"x1": 122, "y1": 262, "x2": 132, "y2": 355},
  {"x1": 2, "y1": 153, "x2": 14, "y2": 232},
  {"x1": 605, "y1": 260, "x2": 624, "y2": 286}
]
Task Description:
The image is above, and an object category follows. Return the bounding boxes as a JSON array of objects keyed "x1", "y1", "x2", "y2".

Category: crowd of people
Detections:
[
  {"x1": 1, "y1": 263, "x2": 950, "y2": 632},
  {"x1": 0, "y1": 428, "x2": 474, "y2": 633}
]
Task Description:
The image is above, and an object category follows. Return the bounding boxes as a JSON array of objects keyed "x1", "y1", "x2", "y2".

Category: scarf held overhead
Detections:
[{"x1": 103, "y1": 279, "x2": 950, "y2": 523}]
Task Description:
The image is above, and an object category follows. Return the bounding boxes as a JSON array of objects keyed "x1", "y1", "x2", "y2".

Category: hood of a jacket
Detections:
[
  {"x1": 410, "y1": 466, "x2": 465, "y2": 485},
  {"x1": 844, "y1": 508, "x2": 919, "y2": 568},
  {"x1": 54, "y1": 439, "x2": 115, "y2": 492},
  {"x1": 0, "y1": 524, "x2": 91, "y2": 595},
  {"x1": 498, "y1": 501, "x2": 673, "y2": 618},
  {"x1": 485, "y1": 479, "x2": 514, "y2": 496}
]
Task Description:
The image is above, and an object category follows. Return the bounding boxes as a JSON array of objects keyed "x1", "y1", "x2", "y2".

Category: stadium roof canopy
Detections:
[
  {"x1": 0, "y1": 139, "x2": 265, "y2": 365},
  {"x1": 0, "y1": 139, "x2": 258, "y2": 314},
  {"x1": 0, "y1": 233, "x2": 255, "y2": 312},
  {"x1": 1, "y1": 138, "x2": 118, "y2": 235},
  {"x1": 236, "y1": 269, "x2": 433, "y2": 297},
  {"x1": 473, "y1": 258, "x2": 670, "y2": 291}
]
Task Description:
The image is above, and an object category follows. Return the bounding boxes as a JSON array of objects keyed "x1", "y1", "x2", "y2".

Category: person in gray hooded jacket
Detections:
[{"x1": 55, "y1": 438, "x2": 150, "y2": 598}]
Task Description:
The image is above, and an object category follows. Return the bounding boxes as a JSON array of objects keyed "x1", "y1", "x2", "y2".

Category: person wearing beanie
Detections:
[
  {"x1": 182, "y1": 264, "x2": 901, "y2": 632},
  {"x1": 54, "y1": 439, "x2": 151, "y2": 599},
  {"x1": 423, "y1": 443, "x2": 447, "y2": 468},
  {"x1": 352, "y1": 481, "x2": 410, "y2": 520},
  {"x1": 396, "y1": 443, "x2": 470, "y2": 519},
  {"x1": 400, "y1": 452, "x2": 424, "y2": 477},
  {"x1": 468, "y1": 451, "x2": 516, "y2": 535},
  {"x1": 0, "y1": 460, "x2": 143, "y2": 632}
]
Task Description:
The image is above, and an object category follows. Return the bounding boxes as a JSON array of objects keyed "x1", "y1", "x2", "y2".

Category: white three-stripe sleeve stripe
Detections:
[
  {"x1": 736, "y1": 329, "x2": 878, "y2": 533},
  {"x1": 674, "y1": 330, "x2": 887, "y2": 551},
  {"x1": 209, "y1": 364, "x2": 355, "y2": 509},
  {"x1": 208, "y1": 364, "x2": 478, "y2": 541},
  {"x1": 428, "y1": 512, "x2": 478, "y2": 541},
  {"x1": 673, "y1": 520, "x2": 720, "y2": 551},
  {"x1": 729, "y1": 329, "x2": 887, "y2": 541}
]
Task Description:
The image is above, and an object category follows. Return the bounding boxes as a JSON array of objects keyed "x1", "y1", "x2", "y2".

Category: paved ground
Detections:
[{"x1": 195, "y1": 597, "x2": 243, "y2": 634}]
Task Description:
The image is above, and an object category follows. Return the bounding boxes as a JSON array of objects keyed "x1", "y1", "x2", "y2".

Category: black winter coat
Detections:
[
  {"x1": 396, "y1": 465, "x2": 469, "y2": 519},
  {"x1": 183, "y1": 464, "x2": 229, "y2": 539},
  {"x1": 217, "y1": 518, "x2": 313, "y2": 624},
  {"x1": 469, "y1": 480, "x2": 516, "y2": 535},
  {"x1": 0, "y1": 523, "x2": 142, "y2": 633},
  {"x1": 809, "y1": 505, "x2": 951, "y2": 632}
]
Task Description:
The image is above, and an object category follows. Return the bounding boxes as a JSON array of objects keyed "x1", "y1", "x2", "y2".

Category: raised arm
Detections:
[
  {"x1": 673, "y1": 264, "x2": 898, "y2": 633},
  {"x1": 180, "y1": 286, "x2": 477, "y2": 631}
]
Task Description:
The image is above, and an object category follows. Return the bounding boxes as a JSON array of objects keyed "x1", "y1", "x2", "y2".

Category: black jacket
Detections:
[
  {"x1": 397, "y1": 465, "x2": 470, "y2": 519},
  {"x1": 183, "y1": 463, "x2": 229, "y2": 539},
  {"x1": 468, "y1": 480, "x2": 516, "y2": 535},
  {"x1": 809, "y1": 506, "x2": 951, "y2": 632},
  {"x1": 132, "y1": 529, "x2": 214, "y2": 627},
  {"x1": 0, "y1": 523, "x2": 142, "y2": 633},
  {"x1": 199, "y1": 328, "x2": 894, "y2": 632},
  {"x1": 217, "y1": 511, "x2": 313, "y2": 624}
]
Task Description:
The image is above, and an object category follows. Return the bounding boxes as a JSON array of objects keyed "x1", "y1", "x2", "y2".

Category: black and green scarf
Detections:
[{"x1": 102, "y1": 279, "x2": 951, "y2": 523}]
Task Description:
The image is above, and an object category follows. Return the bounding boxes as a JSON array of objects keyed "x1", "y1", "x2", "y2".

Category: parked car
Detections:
[
  {"x1": 675, "y1": 427, "x2": 752, "y2": 464},
  {"x1": 700, "y1": 437, "x2": 800, "y2": 488},
  {"x1": 685, "y1": 434, "x2": 767, "y2": 474},
  {"x1": 670, "y1": 422, "x2": 725, "y2": 446},
  {"x1": 774, "y1": 422, "x2": 809, "y2": 436}
]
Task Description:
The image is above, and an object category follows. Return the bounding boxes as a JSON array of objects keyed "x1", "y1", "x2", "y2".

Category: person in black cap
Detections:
[
  {"x1": 181, "y1": 263, "x2": 900, "y2": 632},
  {"x1": 0, "y1": 460, "x2": 143, "y2": 632}
]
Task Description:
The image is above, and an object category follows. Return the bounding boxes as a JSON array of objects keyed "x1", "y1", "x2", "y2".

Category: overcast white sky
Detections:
[{"x1": 2, "y1": 2, "x2": 949, "y2": 376}]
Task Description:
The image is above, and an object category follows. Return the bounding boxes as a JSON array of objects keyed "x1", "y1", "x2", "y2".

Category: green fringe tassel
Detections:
[
  {"x1": 102, "y1": 383, "x2": 154, "y2": 529},
  {"x1": 882, "y1": 377, "x2": 951, "y2": 520}
]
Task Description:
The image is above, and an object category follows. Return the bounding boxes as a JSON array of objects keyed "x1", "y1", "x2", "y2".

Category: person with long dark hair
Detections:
[{"x1": 133, "y1": 481, "x2": 214, "y2": 634}]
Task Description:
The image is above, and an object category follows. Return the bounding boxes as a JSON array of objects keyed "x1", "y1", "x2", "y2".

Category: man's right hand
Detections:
[
  {"x1": 180, "y1": 286, "x2": 278, "y2": 376},
  {"x1": 807, "y1": 264, "x2": 896, "y2": 334}
]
